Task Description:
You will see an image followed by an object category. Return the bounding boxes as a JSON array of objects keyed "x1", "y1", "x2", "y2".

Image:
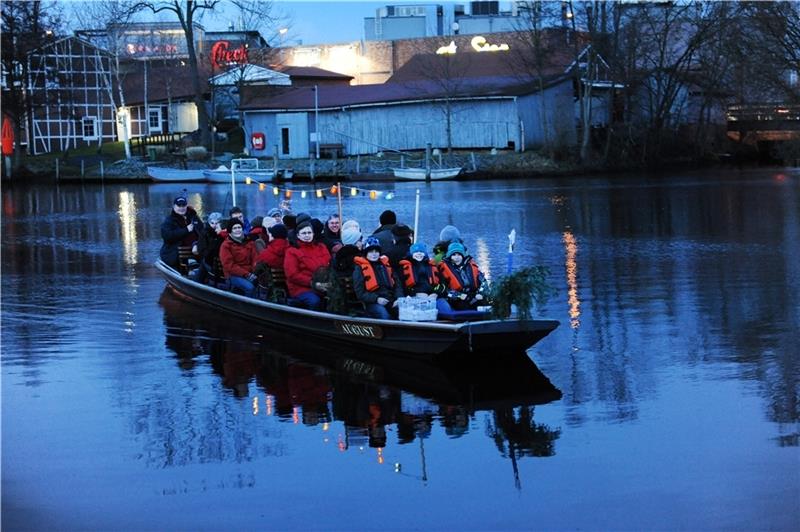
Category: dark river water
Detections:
[{"x1": 2, "y1": 168, "x2": 799, "y2": 530}]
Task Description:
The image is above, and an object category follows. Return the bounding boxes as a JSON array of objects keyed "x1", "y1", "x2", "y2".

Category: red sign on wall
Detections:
[
  {"x1": 211, "y1": 41, "x2": 249, "y2": 69},
  {"x1": 251, "y1": 133, "x2": 265, "y2": 151}
]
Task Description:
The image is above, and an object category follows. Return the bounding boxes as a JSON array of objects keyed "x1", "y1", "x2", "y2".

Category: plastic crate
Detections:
[{"x1": 397, "y1": 296, "x2": 438, "y2": 321}]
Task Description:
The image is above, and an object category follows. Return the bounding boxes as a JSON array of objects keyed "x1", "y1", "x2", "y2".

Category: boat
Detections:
[
  {"x1": 155, "y1": 260, "x2": 559, "y2": 358},
  {"x1": 203, "y1": 157, "x2": 277, "y2": 183},
  {"x1": 392, "y1": 167, "x2": 462, "y2": 180},
  {"x1": 147, "y1": 166, "x2": 206, "y2": 182}
]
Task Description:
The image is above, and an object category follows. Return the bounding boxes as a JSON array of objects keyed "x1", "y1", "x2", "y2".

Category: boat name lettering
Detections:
[{"x1": 335, "y1": 321, "x2": 384, "y2": 339}]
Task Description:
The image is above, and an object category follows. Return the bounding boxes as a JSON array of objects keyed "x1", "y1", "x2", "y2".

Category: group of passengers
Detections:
[{"x1": 160, "y1": 195, "x2": 489, "y2": 319}]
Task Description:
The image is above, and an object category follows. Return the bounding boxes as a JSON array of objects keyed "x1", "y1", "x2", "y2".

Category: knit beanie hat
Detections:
[
  {"x1": 207, "y1": 212, "x2": 223, "y2": 225},
  {"x1": 229, "y1": 218, "x2": 244, "y2": 231},
  {"x1": 295, "y1": 212, "x2": 312, "y2": 226},
  {"x1": 283, "y1": 213, "x2": 297, "y2": 229},
  {"x1": 364, "y1": 236, "x2": 382, "y2": 252},
  {"x1": 446, "y1": 242, "x2": 466, "y2": 258},
  {"x1": 296, "y1": 220, "x2": 313, "y2": 234},
  {"x1": 409, "y1": 242, "x2": 427, "y2": 257},
  {"x1": 267, "y1": 207, "x2": 282, "y2": 218},
  {"x1": 268, "y1": 223, "x2": 288, "y2": 239},
  {"x1": 310, "y1": 218, "x2": 325, "y2": 238},
  {"x1": 439, "y1": 225, "x2": 461, "y2": 243},
  {"x1": 379, "y1": 210, "x2": 396, "y2": 225},
  {"x1": 342, "y1": 219, "x2": 361, "y2": 233},
  {"x1": 341, "y1": 226, "x2": 362, "y2": 246},
  {"x1": 391, "y1": 223, "x2": 413, "y2": 238}
]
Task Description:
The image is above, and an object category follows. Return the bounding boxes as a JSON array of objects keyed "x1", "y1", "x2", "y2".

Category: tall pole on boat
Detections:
[
  {"x1": 231, "y1": 160, "x2": 237, "y2": 207},
  {"x1": 413, "y1": 189, "x2": 420, "y2": 243},
  {"x1": 336, "y1": 181, "x2": 343, "y2": 223}
]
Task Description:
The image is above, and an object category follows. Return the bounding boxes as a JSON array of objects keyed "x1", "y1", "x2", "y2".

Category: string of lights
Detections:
[{"x1": 242, "y1": 176, "x2": 396, "y2": 201}]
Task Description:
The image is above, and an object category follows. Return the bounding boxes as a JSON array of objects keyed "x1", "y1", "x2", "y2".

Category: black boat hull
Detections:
[{"x1": 155, "y1": 260, "x2": 559, "y2": 357}]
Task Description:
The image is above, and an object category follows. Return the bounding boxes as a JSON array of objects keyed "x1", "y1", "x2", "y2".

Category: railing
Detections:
[{"x1": 130, "y1": 133, "x2": 183, "y2": 156}]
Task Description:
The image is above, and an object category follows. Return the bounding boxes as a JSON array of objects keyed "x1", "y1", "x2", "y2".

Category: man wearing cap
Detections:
[{"x1": 160, "y1": 195, "x2": 202, "y2": 270}]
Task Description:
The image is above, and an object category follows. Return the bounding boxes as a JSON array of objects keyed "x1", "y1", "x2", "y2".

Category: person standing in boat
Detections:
[
  {"x1": 437, "y1": 242, "x2": 488, "y2": 311},
  {"x1": 353, "y1": 237, "x2": 403, "y2": 320},
  {"x1": 283, "y1": 220, "x2": 331, "y2": 310},
  {"x1": 219, "y1": 219, "x2": 258, "y2": 297},
  {"x1": 195, "y1": 211, "x2": 225, "y2": 283},
  {"x1": 398, "y1": 242, "x2": 445, "y2": 300},
  {"x1": 160, "y1": 195, "x2": 202, "y2": 270},
  {"x1": 371, "y1": 210, "x2": 397, "y2": 250}
]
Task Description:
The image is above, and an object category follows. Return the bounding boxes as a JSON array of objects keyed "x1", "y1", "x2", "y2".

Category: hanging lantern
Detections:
[
  {"x1": 259, "y1": 183, "x2": 266, "y2": 191},
  {"x1": 316, "y1": 189, "x2": 323, "y2": 198},
  {"x1": 285, "y1": 189, "x2": 292, "y2": 198},
  {"x1": 245, "y1": 176, "x2": 252, "y2": 185},
  {"x1": 385, "y1": 192, "x2": 394, "y2": 200},
  {"x1": 301, "y1": 190, "x2": 307, "y2": 198},
  {"x1": 330, "y1": 185, "x2": 338, "y2": 195},
  {"x1": 350, "y1": 187, "x2": 358, "y2": 197},
  {"x1": 369, "y1": 190, "x2": 377, "y2": 200},
  {"x1": 273, "y1": 186, "x2": 279, "y2": 195}
]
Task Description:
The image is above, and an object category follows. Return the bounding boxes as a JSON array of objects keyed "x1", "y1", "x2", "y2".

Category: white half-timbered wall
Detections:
[{"x1": 27, "y1": 37, "x2": 117, "y2": 154}]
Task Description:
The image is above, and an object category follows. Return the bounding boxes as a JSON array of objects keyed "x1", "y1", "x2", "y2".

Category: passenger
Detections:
[
  {"x1": 229, "y1": 206, "x2": 251, "y2": 233},
  {"x1": 254, "y1": 223, "x2": 289, "y2": 270},
  {"x1": 195, "y1": 211, "x2": 225, "y2": 282},
  {"x1": 353, "y1": 237, "x2": 403, "y2": 320},
  {"x1": 437, "y1": 242, "x2": 488, "y2": 311},
  {"x1": 371, "y1": 210, "x2": 397, "y2": 250},
  {"x1": 384, "y1": 223, "x2": 414, "y2": 268},
  {"x1": 311, "y1": 218, "x2": 325, "y2": 244},
  {"x1": 322, "y1": 214, "x2": 342, "y2": 253},
  {"x1": 283, "y1": 220, "x2": 331, "y2": 310},
  {"x1": 282, "y1": 212, "x2": 297, "y2": 233},
  {"x1": 219, "y1": 219, "x2": 258, "y2": 297},
  {"x1": 267, "y1": 207, "x2": 283, "y2": 225},
  {"x1": 332, "y1": 224, "x2": 363, "y2": 278},
  {"x1": 433, "y1": 224, "x2": 464, "y2": 264},
  {"x1": 248, "y1": 215, "x2": 268, "y2": 253},
  {"x1": 160, "y1": 195, "x2": 203, "y2": 270},
  {"x1": 288, "y1": 212, "x2": 312, "y2": 248},
  {"x1": 398, "y1": 242, "x2": 445, "y2": 300},
  {"x1": 341, "y1": 219, "x2": 361, "y2": 234}
]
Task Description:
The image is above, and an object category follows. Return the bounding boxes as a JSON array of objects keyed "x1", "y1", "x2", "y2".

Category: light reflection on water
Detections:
[{"x1": 1, "y1": 169, "x2": 798, "y2": 530}]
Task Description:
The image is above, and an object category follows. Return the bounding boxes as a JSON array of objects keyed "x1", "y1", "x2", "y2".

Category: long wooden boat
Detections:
[
  {"x1": 147, "y1": 166, "x2": 206, "y2": 182},
  {"x1": 392, "y1": 167, "x2": 462, "y2": 180},
  {"x1": 155, "y1": 260, "x2": 558, "y2": 358}
]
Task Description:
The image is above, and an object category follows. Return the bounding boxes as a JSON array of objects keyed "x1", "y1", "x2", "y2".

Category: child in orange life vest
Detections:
[
  {"x1": 398, "y1": 242, "x2": 445, "y2": 299},
  {"x1": 438, "y1": 242, "x2": 488, "y2": 311},
  {"x1": 353, "y1": 237, "x2": 404, "y2": 320}
]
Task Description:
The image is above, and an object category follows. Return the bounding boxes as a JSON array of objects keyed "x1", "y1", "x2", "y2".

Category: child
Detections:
[
  {"x1": 398, "y1": 242, "x2": 445, "y2": 299},
  {"x1": 353, "y1": 237, "x2": 403, "y2": 320},
  {"x1": 437, "y1": 242, "x2": 488, "y2": 311}
]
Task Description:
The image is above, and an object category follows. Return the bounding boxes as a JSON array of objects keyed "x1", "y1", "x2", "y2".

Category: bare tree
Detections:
[
  {"x1": 145, "y1": 0, "x2": 218, "y2": 148},
  {"x1": 1, "y1": 0, "x2": 63, "y2": 169}
]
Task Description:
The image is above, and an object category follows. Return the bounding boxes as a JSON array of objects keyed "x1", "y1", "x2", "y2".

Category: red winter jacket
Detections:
[
  {"x1": 255, "y1": 238, "x2": 289, "y2": 270},
  {"x1": 219, "y1": 236, "x2": 257, "y2": 278},
  {"x1": 283, "y1": 241, "x2": 331, "y2": 297}
]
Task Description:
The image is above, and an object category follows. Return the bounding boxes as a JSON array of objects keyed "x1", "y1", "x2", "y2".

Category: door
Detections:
[{"x1": 275, "y1": 112, "x2": 309, "y2": 159}]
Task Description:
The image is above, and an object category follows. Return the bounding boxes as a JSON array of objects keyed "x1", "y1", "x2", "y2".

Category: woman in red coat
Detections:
[
  {"x1": 254, "y1": 223, "x2": 290, "y2": 269},
  {"x1": 219, "y1": 219, "x2": 258, "y2": 297},
  {"x1": 283, "y1": 220, "x2": 331, "y2": 310}
]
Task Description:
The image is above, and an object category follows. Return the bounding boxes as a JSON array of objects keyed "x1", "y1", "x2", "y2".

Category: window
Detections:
[
  {"x1": 82, "y1": 116, "x2": 99, "y2": 140},
  {"x1": 281, "y1": 128, "x2": 290, "y2": 155},
  {"x1": 148, "y1": 108, "x2": 161, "y2": 133}
]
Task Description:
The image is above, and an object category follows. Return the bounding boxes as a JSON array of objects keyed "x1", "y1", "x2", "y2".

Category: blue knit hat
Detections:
[
  {"x1": 409, "y1": 242, "x2": 427, "y2": 256},
  {"x1": 446, "y1": 242, "x2": 466, "y2": 258}
]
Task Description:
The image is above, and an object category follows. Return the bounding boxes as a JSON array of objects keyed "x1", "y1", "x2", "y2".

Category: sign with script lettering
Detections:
[
  {"x1": 335, "y1": 321, "x2": 384, "y2": 339},
  {"x1": 211, "y1": 41, "x2": 249, "y2": 69}
]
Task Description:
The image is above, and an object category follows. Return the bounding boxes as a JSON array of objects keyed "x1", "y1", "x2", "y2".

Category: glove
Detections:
[{"x1": 247, "y1": 273, "x2": 257, "y2": 283}]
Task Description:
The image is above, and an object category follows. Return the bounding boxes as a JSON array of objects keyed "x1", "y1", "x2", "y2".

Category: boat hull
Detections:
[
  {"x1": 155, "y1": 260, "x2": 558, "y2": 357},
  {"x1": 147, "y1": 166, "x2": 206, "y2": 182},
  {"x1": 203, "y1": 169, "x2": 276, "y2": 183},
  {"x1": 392, "y1": 167, "x2": 462, "y2": 180}
]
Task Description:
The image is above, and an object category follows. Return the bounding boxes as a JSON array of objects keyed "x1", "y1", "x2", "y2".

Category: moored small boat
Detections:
[
  {"x1": 155, "y1": 260, "x2": 559, "y2": 358},
  {"x1": 392, "y1": 167, "x2": 462, "y2": 180},
  {"x1": 147, "y1": 166, "x2": 206, "y2": 182}
]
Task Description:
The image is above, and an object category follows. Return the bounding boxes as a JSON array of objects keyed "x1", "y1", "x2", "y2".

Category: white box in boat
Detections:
[{"x1": 397, "y1": 297, "x2": 438, "y2": 321}]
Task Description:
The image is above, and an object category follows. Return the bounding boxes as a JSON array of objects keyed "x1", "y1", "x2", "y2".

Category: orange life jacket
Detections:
[
  {"x1": 399, "y1": 259, "x2": 439, "y2": 288},
  {"x1": 353, "y1": 255, "x2": 395, "y2": 292},
  {"x1": 438, "y1": 259, "x2": 482, "y2": 291}
]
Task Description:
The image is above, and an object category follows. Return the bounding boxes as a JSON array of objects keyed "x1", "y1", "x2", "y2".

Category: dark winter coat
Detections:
[{"x1": 160, "y1": 207, "x2": 202, "y2": 268}]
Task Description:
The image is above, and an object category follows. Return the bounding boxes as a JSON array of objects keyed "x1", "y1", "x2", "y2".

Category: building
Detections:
[
  {"x1": 241, "y1": 38, "x2": 614, "y2": 159},
  {"x1": 364, "y1": 1, "x2": 533, "y2": 41}
]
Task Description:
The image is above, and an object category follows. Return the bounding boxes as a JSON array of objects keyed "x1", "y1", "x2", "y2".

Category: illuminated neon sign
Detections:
[
  {"x1": 211, "y1": 41, "x2": 249, "y2": 69},
  {"x1": 435, "y1": 36, "x2": 510, "y2": 55}
]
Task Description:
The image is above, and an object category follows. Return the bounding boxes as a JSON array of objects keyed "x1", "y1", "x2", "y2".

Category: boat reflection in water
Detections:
[{"x1": 159, "y1": 289, "x2": 562, "y2": 469}]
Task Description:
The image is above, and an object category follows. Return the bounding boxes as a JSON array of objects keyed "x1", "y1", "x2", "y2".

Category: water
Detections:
[{"x1": 2, "y1": 169, "x2": 798, "y2": 530}]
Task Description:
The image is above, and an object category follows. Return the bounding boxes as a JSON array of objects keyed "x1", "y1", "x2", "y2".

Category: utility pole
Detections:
[{"x1": 314, "y1": 85, "x2": 320, "y2": 159}]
